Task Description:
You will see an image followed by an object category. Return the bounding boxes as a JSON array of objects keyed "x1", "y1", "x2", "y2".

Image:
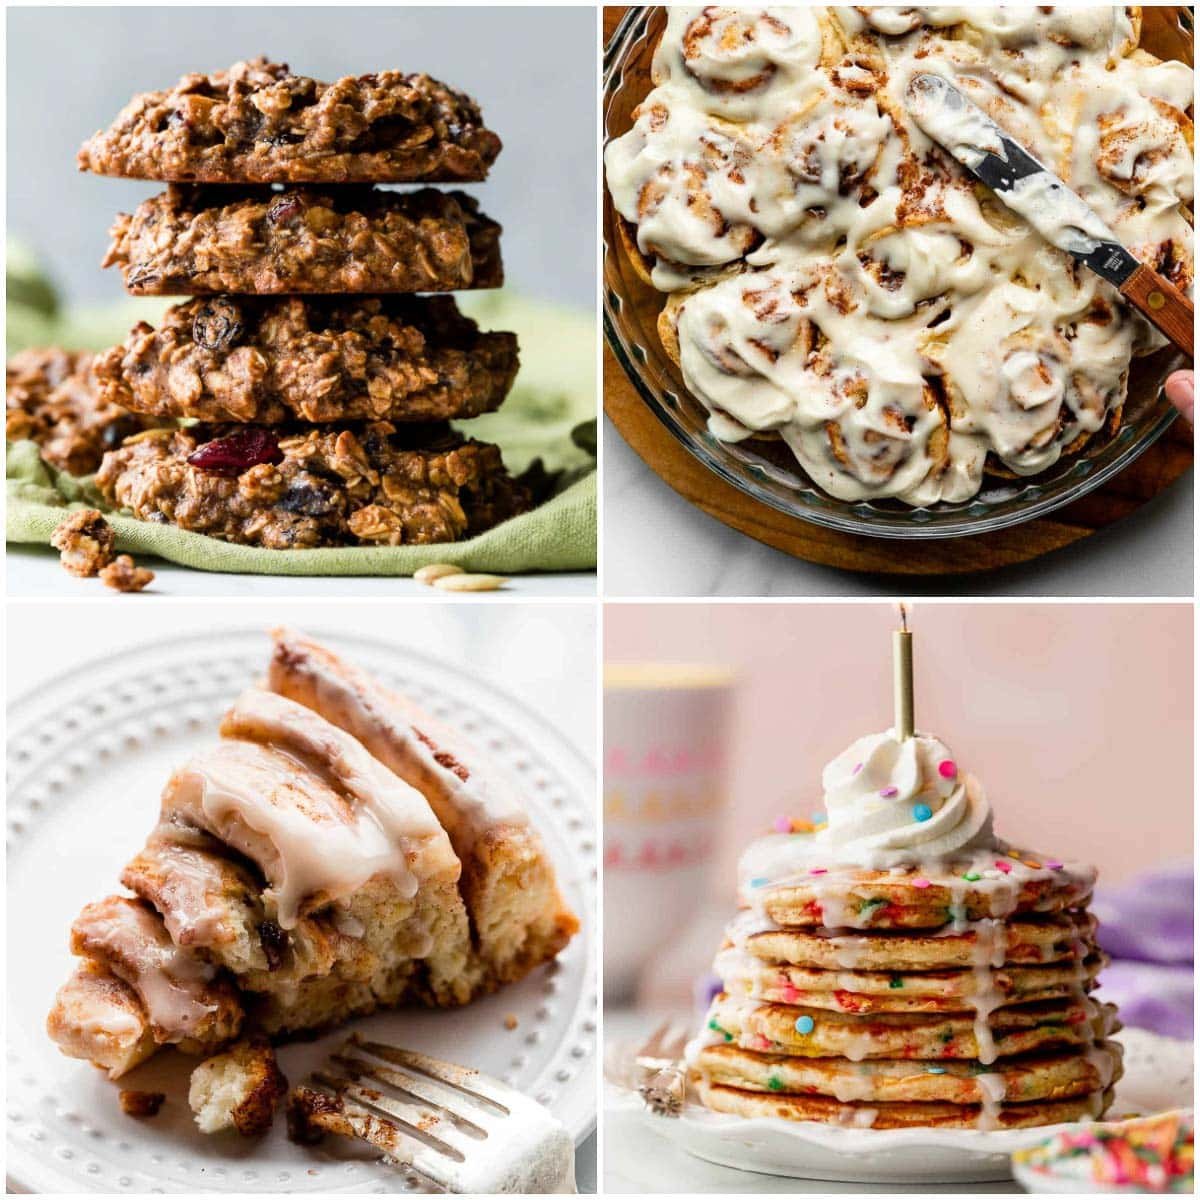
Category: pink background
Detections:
[{"x1": 605, "y1": 602, "x2": 1193, "y2": 894}]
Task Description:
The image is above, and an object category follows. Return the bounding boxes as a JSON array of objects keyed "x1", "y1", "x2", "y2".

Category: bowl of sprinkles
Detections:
[{"x1": 1012, "y1": 1111, "x2": 1194, "y2": 1193}]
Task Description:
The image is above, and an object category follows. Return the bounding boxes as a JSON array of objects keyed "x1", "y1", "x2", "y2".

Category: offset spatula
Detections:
[{"x1": 906, "y1": 73, "x2": 1193, "y2": 357}]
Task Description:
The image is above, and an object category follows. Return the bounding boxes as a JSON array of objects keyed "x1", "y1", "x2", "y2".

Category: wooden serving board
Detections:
[{"x1": 602, "y1": 6, "x2": 1194, "y2": 575}]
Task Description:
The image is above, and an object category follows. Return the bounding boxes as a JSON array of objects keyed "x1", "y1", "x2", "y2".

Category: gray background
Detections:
[{"x1": 7, "y1": 6, "x2": 596, "y2": 311}]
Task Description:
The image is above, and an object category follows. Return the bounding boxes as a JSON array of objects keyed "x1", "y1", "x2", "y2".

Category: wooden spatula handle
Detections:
[{"x1": 1119, "y1": 263, "x2": 1194, "y2": 357}]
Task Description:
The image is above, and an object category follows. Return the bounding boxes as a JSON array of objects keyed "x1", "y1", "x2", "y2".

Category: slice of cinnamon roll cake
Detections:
[{"x1": 46, "y1": 630, "x2": 578, "y2": 1106}]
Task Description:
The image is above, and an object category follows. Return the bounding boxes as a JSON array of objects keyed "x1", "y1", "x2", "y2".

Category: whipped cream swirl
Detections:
[{"x1": 820, "y1": 729, "x2": 993, "y2": 866}]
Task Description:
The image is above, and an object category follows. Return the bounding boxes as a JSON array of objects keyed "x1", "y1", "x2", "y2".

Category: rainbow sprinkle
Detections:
[
  {"x1": 794, "y1": 1015, "x2": 815, "y2": 1035},
  {"x1": 912, "y1": 877, "x2": 931, "y2": 889},
  {"x1": 880, "y1": 786, "x2": 899, "y2": 798},
  {"x1": 1013, "y1": 1111, "x2": 1193, "y2": 1192},
  {"x1": 995, "y1": 860, "x2": 1013, "y2": 874},
  {"x1": 913, "y1": 803, "x2": 933, "y2": 822}
]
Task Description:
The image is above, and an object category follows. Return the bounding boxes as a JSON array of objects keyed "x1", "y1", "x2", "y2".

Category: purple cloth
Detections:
[{"x1": 1094, "y1": 864, "x2": 1193, "y2": 1040}]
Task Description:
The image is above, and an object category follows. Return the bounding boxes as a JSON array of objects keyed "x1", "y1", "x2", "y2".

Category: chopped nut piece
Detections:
[
  {"x1": 50, "y1": 509, "x2": 115, "y2": 577},
  {"x1": 100, "y1": 555, "x2": 155, "y2": 593},
  {"x1": 119, "y1": 1089, "x2": 166, "y2": 1118},
  {"x1": 504, "y1": 1013, "x2": 519, "y2": 1031}
]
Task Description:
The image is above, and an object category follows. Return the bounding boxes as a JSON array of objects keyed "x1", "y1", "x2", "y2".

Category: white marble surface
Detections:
[
  {"x1": 6, "y1": 544, "x2": 596, "y2": 598},
  {"x1": 602, "y1": 422, "x2": 1194, "y2": 597}
]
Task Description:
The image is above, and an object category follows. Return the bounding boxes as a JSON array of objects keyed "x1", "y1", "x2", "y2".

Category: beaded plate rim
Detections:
[{"x1": 6, "y1": 627, "x2": 597, "y2": 1194}]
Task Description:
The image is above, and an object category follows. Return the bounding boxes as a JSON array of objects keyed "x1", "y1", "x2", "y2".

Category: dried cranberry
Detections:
[
  {"x1": 186, "y1": 428, "x2": 282, "y2": 477},
  {"x1": 266, "y1": 194, "x2": 303, "y2": 225},
  {"x1": 192, "y1": 299, "x2": 244, "y2": 351}
]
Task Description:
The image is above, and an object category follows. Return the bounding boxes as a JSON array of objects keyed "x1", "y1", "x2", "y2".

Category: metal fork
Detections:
[
  {"x1": 289, "y1": 1034, "x2": 576, "y2": 1193},
  {"x1": 634, "y1": 1021, "x2": 691, "y2": 1117}
]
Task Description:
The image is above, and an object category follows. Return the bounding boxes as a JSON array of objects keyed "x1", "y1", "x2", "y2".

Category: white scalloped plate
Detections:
[
  {"x1": 608, "y1": 1028, "x2": 1192, "y2": 1185},
  {"x1": 6, "y1": 629, "x2": 597, "y2": 1194}
]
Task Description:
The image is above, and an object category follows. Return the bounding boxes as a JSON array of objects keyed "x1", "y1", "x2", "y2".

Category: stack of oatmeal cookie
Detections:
[{"x1": 68, "y1": 57, "x2": 529, "y2": 549}]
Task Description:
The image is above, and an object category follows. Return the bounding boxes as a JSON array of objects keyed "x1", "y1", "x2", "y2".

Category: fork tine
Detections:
[
  {"x1": 328, "y1": 1052, "x2": 491, "y2": 1136},
  {"x1": 299, "y1": 1083, "x2": 458, "y2": 1191},
  {"x1": 353, "y1": 1037, "x2": 514, "y2": 1111},
  {"x1": 291, "y1": 1036, "x2": 575, "y2": 1192},
  {"x1": 314, "y1": 1072, "x2": 481, "y2": 1161}
]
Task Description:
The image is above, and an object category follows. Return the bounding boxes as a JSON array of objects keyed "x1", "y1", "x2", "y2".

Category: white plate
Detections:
[
  {"x1": 607, "y1": 1028, "x2": 1192, "y2": 1186},
  {"x1": 6, "y1": 629, "x2": 597, "y2": 1194}
]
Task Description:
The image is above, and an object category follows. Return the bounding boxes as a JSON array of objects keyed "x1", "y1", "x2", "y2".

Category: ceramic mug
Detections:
[{"x1": 603, "y1": 664, "x2": 735, "y2": 1001}]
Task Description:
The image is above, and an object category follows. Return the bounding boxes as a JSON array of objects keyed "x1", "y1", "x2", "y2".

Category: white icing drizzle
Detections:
[
  {"x1": 163, "y1": 688, "x2": 457, "y2": 929},
  {"x1": 267, "y1": 628, "x2": 528, "y2": 856},
  {"x1": 604, "y1": 7, "x2": 1194, "y2": 504},
  {"x1": 72, "y1": 898, "x2": 217, "y2": 1040},
  {"x1": 128, "y1": 834, "x2": 247, "y2": 949}
]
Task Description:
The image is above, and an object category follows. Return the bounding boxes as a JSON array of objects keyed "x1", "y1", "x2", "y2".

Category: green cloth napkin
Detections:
[{"x1": 6, "y1": 251, "x2": 597, "y2": 575}]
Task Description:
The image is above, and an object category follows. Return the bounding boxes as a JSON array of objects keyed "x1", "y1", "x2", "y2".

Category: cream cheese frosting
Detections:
[{"x1": 605, "y1": 6, "x2": 1194, "y2": 505}]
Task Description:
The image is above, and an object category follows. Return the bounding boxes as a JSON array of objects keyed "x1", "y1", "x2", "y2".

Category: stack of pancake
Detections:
[{"x1": 687, "y1": 729, "x2": 1122, "y2": 1131}]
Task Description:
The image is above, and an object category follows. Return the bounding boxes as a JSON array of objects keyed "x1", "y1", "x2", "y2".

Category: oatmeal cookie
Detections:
[
  {"x1": 78, "y1": 57, "x2": 501, "y2": 184},
  {"x1": 6, "y1": 347, "x2": 162, "y2": 475},
  {"x1": 50, "y1": 509, "x2": 116, "y2": 577},
  {"x1": 105, "y1": 186, "x2": 503, "y2": 296},
  {"x1": 94, "y1": 295, "x2": 518, "y2": 424},
  {"x1": 95, "y1": 422, "x2": 530, "y2": 549},
  {"x1": 100, "y1": 555, "x2": 156, "y2": 593}
]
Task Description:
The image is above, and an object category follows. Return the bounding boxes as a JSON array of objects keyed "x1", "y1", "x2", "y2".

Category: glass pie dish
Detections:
[{"x1": 602, "y1": 6, "x2": 1192, "y2": 540}]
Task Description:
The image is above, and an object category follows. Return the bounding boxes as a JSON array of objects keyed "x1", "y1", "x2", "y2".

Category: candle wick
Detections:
[{"x1": 898, "y1": 604, "x2": 908, "y2": 633}]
